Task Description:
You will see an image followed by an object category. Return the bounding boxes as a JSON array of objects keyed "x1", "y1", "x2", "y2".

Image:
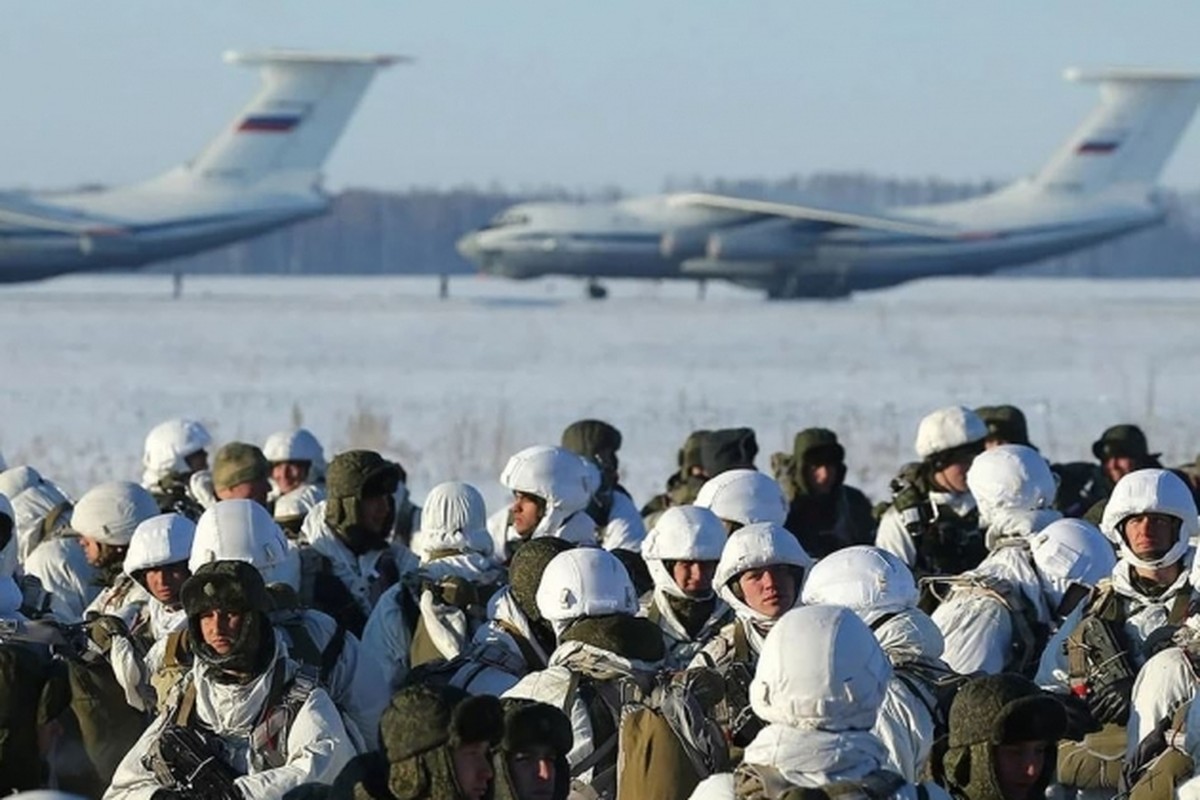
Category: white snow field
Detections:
[{"x1": 2, "y1": 272, "x2": 1199, "y2": 511}]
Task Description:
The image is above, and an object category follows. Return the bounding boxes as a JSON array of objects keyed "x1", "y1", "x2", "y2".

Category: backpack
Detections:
[
  {"x1": 401, "y1": 641, "x2": 528, "y2": 692},
  {"x1": 918, "y1": 573, "x2": 1046, "y2": 677},
  {"x1": 1125, "y1": 699, "x2": 1193, "y2": 800},
  {"x1": 570, "y1": 668, "x2": 729, "y2": 800},
  {"x1": 734, "y1": 763, "x2": 909, "y2": 800},
  {"x1": 891, "y1": 660, "x2": 974, "y2": 739},
  {"x1": 0, "y1": 638, "x2": 62, "y2": 793}
]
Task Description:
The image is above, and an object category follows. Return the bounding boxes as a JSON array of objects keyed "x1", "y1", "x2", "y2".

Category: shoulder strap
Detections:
[
  {"x1": 173, "y1": 676, "x2": 198, "y2": 728},
  {"x1": 734, "y1": 762, "x2": 795, "y2": 799},
  {"x1": 733, "y1": 622, "x2": 750, "y2": 664},
  {"x1": 297, "y1": 546, "x2": 331, "y2": 609},
  {"x1": 1169, "y1": 584, "x2": 1194, "y2": 625},
  {"x1": 824, "y1": 768, "x2": 906, "y2": 800},
  {"x1": 163, "y1": 629, "x2": 192, "y2": 668},
  {"x1": 495, "y1": 619, "x2": 546, "y2": 671}
]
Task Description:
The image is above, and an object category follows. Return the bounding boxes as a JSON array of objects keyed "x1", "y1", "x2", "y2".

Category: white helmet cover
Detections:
[
  {"x1": 642, "y1": 505, "x2": 727, "y2": 598},
  {"x1": 142, "y1": 418, "x2": 212, "y2": 483},
  {"x1": 124, "y1": 513, "x2": 196, "y2": 575},
  {"x1": 1101, "y1": 469, "x2": 1196, "y2": 570},
  {"x1": 500, "y1": 445, "x2": 598, "y2": 535},
  {"x1": 0, "y1": 466, "x2": 72, "y2": 561},
  {"x1": 694, "y1": 469, "x2": 788, "y2": 527},
  {"x1": 0, "y1": 493, "x2": 16, "y2": 579},
  {"x1": 535, "y1": 548, "x2": 639, "y2": 630},
  {"x1": 418, "y1": 481, "x2": 493, "y2": 560},
  {"x1": 915, "y1": 406, "x2": 987, "y2": 460},
  {"x1": 716, "y1": 522, "x2": 813, "y2": 624},
  {"x1": 1030, "y1": 518, "x2": 1118, "y2": 611},
  {"x1": 262, "y1": 428, "x2": 327, "y2": 480},
  {"x1": 750, "y1": 604, "x2": 893, "y2": 732},
  {"x1": 72, "y1": 481, "x2": 160, "y2": 547},
  {"x1": 190, "y1": 498, "x2": 299, "y2": 589},
  {"x1": 967, "y1": 444, "x2": 1057, "y2": 526},
  {"x1": 801, "y1": 545, "x2": 919, "y2": 627}
]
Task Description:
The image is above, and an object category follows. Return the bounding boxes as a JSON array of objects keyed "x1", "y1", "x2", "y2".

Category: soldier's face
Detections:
[
  {"x1": 272, "y1": 461, "x2": 309, "y2": 494},
  {"x1": 805, "y1": 462, "x2": 837, "y2": 495},
  {"x1": 738, "y1": 565, "x2": 796, "y2": 618},
  {"x1": 452, "y1": 740, "x2": 494, "y2": 800},
  {"x1": 510, "y1": 492, "x2": 544, "y2": 537},
  {"x1": 184, "y1": 450, "x2": 209, "y2": 474},
  {"x1": 934, "y1": 461, "x2": 971, "y2": 494},
  {"x1": 508, "y1": 745, "x2": 557, "y2": 800},
  {"x1": 80, "y1": 535, "x2": 103, "y2": 566},
  {"x1": 216, "y1": 477, "x2": 272, "y2": 508},
  {"x1": 1103, "y1": 456, "x2": 1136, "y2": 485},
  {"x1": 143, "y1": 562, "x2": 190, "y2": 606},
  {"x1": 200, "y1": 609, "x2": 245, "y2": 655},
  {"x1": 671, "y1": 560, "x2": 717, "y2": 596},
  {"x1": 993, "y1": 741, "x2": 1048, "y2": 800},
  {"x1": 1122, "y1": 513, "x2": 1180, "y2": 559},
  {"x1": 359, "y1": 494, "x2": 392, "y2": 535}
]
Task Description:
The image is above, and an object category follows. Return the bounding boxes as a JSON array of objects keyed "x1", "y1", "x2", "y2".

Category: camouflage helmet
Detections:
[
  {"x1": 211, "y1": 442, "x2": 270, "y2": 492},
  {"x1": 380, "y1": 684, "x2": 503, "y2": 800},
  {"x1": 701, "y1": 427, "x2": 759, "y2": 476},
  {"x1": 561, "y1": 419, "x2": 622, "y2": 461},
  {"x1": 975, "y1": 405, "x2": 1032, "y2": 448},
  {"x1": 1092, "y1": 423, "x2": 1157, "y2": 462},
  {"x1": 940, "y1": 674, "x2": 1067, "y2": 800},
  {"x1": 324, "y1": 450, "x2": 401, "y2": 535},
  {"x1": 508, "y1": 537, "x2": 575, "y2": 622}
]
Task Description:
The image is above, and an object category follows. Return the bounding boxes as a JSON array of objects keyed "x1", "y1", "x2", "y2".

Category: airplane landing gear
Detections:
[{"x1": 586, "y1": 279, "x2": 609, "y2": 300}]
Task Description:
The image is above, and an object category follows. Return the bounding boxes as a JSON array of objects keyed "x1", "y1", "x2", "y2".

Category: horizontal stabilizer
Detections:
[
  {"x1": 667, "y1": 193, "x2": 959, "y2": 238},
  {"x1": 1035, "y1": 68, "x2": 1200, "y2": 193},
  {"x1": 184, "y1": 50, "x2": 407, "y2": 188}
]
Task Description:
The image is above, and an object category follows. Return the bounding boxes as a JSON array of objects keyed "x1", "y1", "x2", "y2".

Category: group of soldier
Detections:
[{"x1": 0, "y1": 404, "x2": 1197, "y2": 800}]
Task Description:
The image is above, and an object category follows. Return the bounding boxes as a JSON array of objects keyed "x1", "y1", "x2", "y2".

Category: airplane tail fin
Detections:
[
  {"x1": 1033, "y1": 68, "x2": 1200, "y2": 194},
  {"x1": 178, "y1": 50, "x2": 405, "y2": 190}
]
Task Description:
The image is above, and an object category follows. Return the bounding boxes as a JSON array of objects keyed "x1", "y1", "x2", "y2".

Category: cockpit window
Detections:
[{"x1": 483, "y1": 211, "x2": 530, "y2": 229}]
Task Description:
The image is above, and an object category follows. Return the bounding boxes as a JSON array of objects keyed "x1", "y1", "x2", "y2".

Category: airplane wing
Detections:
[{"x1": 667, "y1": 192, "x2": 961, "y2": 239}]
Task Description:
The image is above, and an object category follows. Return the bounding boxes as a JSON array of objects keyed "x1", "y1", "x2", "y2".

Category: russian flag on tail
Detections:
[
  {"x1": 238, "y1": 114, "x2": 303, "y2": 133},
  {"x1": 1076, "y1": 140, "x2": 1120, "y2": 155}
]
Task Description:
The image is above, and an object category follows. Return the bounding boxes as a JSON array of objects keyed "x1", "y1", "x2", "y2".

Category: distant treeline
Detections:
[{"x1": 156, "y1": 174, "x2": 1200, "y2": 278}]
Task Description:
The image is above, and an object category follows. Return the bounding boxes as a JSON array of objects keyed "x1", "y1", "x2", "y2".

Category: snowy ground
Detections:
[{"x1": 3, "y1": 272, "x2": 1198, "y2": 512}]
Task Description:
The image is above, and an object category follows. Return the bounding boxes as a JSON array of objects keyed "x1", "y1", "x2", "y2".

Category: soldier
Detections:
[
  {"x1": 975, "y1": 405, "x2": 1034, "y2": 450},
  {"x1": 802, "y1": 545, "x2": 955, "y2": 781},
  {"x1": 775, "y1": 427, "x2": 876, "y2": 557},
  {"x1": 935, "y1": 674, "x2": 1068, "y2": 800},
  {"x1": 494, "y1": 699, "x2": 573, "y2": 800},
  {"x1": 105, "y1": 560, "x2": 354, "y2": 799},
  {"x1": 641, "y1": 506, "x2": 732, "y2": 668},
  {"x1": 263, "y1": 429, "x2": 327, "y2": 537},
  {"x1": 211, "y1": 441, "x2": 272, "y2": 508},
  {"x1": 561, "y1": 419, "x2": 646, "y2": 551},
  {"x1": 690, "y1": 605, "x2": 950, "y2": 800},
  {"x1": 503, "y1": 548, "x2": 664, "y2": 791},
  {"x1": 140, "y1": 418, "x2": 211, "y2": 520},
  {"x1": 333, "y1": 683, "x2": 504, "y2": 800},
  {"x1": 1037, "y1": 469, "x2": 1195, "y2": 799},
  {"x1": 302, "y1": 450, "x2": 409, "y2": 636},
  {"x1": 487, "y1": 445, "x2": 600, "y2": 563},
  {"x1": 700, "y1": 428, "x2": 759, "y2": 476},
  {"x1": 876, "y1": 406, "x2": 988, "y2": 578},
  {"x1": 0, "y1": 464, "x2": 73, "y2": 563}
]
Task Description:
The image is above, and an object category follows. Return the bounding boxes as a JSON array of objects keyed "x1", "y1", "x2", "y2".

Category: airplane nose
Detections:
[{"x1": 455, "y1": 232, "x2": 481, "y2": 261}]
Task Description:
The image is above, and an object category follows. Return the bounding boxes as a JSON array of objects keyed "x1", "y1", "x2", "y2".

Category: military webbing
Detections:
[
  {"x1": 494, "y1": 619, "x2": 546, "y2": 671},
  {"x1": 249, "y1": 663, "x2": 319, "y2": 770},
  {"x1": 1168, "y1": 584, "x2": 1193, "y2": 625},
  {"x1": 40, "y1": 501, "x2": 72, "y2": 542},
  {"x1": 733, "y1": 622, "x2": 750, "y2": 664}
]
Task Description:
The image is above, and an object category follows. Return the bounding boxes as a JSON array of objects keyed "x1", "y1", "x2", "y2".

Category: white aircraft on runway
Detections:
[
  {"x1": 457, "y1": 69, "x2": 1200, "y2": 299},
  {"x1": 0, "y1": 50, "x2": 400, "y2": 283}
]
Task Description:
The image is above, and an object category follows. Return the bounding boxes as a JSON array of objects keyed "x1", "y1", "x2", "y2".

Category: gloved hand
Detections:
[
  {"x1": 1055, "y1": 691, "x2": 1102, "y2": 741},
  {"x1": 1087, "y1": 676, "x2": 1135, "y2": 726},
  {"x1": 1141, "y1": 625, "x2": 1182, "y2": 661},
  {"x1": 85, "y1": 614, "x2": 130, "y2": 654}
]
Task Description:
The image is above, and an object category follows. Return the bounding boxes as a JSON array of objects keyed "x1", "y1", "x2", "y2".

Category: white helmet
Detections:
[
  {"x1": 750, "y1": 605, "x2": 892, "y2": 732},
  {"x1": 190, "y1": 499, "x2": 299, "y2": 589},
  {"x1": 1030, "y1": 518, "x2": 1117, "y2": 611},
  {"x1": 642, "y1": 505, "x2": 727, "y2": 598},
  {"x1": 0, "y1": 466, "x2": 73, "y2": 561},
  {"x1": 500, "y1": 445, "x2": 599, "y2": 536},
  {"x1": 801, "y1": 545, "x2": 919, "y2": 627},
  {"x1": 915, "y1": 406, "x2": 987, "y2": 460},
  {"x1": 262, "y1": 428, "x2": 327, "y2": 481},
  {"x1": 124, "y1": 514, "x2": 196, "y2": 575},
  {"x1": 142, "y1": 418, "x2": 212, "y2": 484},
  {"x1": 967, "y1": 445, "x2": 1057, "y2": 521},
  {"x1": 72, "y1": 481, "x2": 160, "y2": 547},
  {"x1": 694, "y1": 469, "x2": 788, "y2": 527},
  {"x1": 535, "y1": 548, "x2": 639, "y2": 634},
  {"x1": 716, "y1": 522, "x2": 813, "y2": 624},
  {"x1": 273, "y1": 485, "x2": 323, "y2": 525},
  {"x1": 1101, "y1": 469, "x2": 1196, "y2": 571},
  {"x1": 417, "y1": 481, "x2": 492, "y2": 560}
]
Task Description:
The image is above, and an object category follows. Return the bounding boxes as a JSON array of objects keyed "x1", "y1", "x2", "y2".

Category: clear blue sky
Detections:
[{"x1": 4, "y1": 2, "x2": 1200, "y2": 194}]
